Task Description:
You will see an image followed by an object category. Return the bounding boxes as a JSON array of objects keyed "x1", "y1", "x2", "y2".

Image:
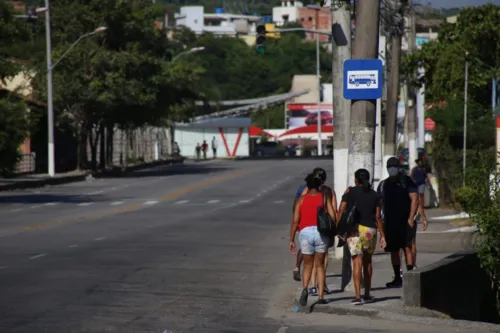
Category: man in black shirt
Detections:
[{"x1": 377, "y1": 157, "x2": 418, "y2": 288}]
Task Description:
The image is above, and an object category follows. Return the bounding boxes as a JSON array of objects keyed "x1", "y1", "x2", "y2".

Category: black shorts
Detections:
[{"x1": 384, "y1": 220, "x2": 416, "y2": 252}]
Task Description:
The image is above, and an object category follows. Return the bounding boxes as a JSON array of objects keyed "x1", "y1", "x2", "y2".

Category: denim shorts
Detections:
[{"x1": 298, "y1": 226, "x2": 329, "y2": 255}]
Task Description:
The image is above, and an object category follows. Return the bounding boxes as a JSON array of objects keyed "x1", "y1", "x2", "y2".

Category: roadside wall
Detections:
[{"x1": 404, "y1": 250, "x2": 499, "y2": 324}]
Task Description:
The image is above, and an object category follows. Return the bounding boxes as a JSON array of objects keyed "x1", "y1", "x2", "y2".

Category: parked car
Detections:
[
  {"x1": 397, "y1": 148, "x2": 430, "y2": 169},
  {"x1": 305, "y1": 111, "x2": 333, "y2": 125},
  {"x1": 254, "y1": 142, "x2": 297, "y2": 157}
]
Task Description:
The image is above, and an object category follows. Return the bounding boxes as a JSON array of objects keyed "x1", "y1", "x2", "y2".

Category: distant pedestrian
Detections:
[
  {"x1": 211, "y1": 136, "x2": 218, "y2": 158},
  {"x1": 173, "y1": 141, "x2": 180, "y2": 156},
  {"x1": 289, "y1": 172, "x2": 336, "y2": 306},
  {"x1": 202, "y1": 140, "x2": 208, "y2": 159},
  {"x1": 410, "y1": 158, "x2": 429, "y2": 267},
  {"x1": 337, "y1": 169, "x2": 386, "y2": 305},
  {"x1": 377, "y1": 157, "x2": 418, "y2": 288},
  {"x1": 195, "y1": 143, "x2": 201, "y2": 160}
]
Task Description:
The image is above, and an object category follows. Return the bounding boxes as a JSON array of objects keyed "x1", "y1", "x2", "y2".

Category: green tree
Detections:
[
  {"x1": 0, "y1": 1, "x2": 30, "y2": 175},
  {"x1": 30, "y1": 0, "x2": 204, "y2": 169},
  {"x1": 403, "y1": 4, "x2": 500, "y2": 105}
]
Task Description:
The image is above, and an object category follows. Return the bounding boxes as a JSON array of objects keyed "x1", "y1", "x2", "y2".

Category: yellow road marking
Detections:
[{"x1": 10, "y1": 167, "x2": 259, "y2": 234}]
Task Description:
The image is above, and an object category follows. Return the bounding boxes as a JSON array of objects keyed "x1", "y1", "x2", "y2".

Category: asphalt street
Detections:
[{"x1": 0, "y1": 159, "x2": 484, "y2": 333}]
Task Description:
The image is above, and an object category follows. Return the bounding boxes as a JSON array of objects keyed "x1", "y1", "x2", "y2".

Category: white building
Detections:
[
  {"x1": 174, "y1": 118, "x2": 251, "y2": 159},
  {"x1": 272, "y1": 1, "x2": 303, "y2": 27},
  {"x1": 174, "y1": 6, "x2": 260, "y2": 36}
]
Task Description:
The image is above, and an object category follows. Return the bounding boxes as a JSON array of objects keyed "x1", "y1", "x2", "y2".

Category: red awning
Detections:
[
  {"x1": 250, "y1": 125, "x2": 274, "y2": 137},
  {"x1": 279, "y1": 125, "x2": 334, "y2": 137}
]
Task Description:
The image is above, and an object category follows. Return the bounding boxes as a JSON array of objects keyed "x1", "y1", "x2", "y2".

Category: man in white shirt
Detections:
[{"x1": 211, "y1": 136, "x2": 218, "y2": 158}]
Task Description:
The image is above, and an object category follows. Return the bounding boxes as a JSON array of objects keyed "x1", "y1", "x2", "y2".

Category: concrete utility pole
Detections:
[
  {"x1": 405, "y1": 2, "x2": 418, "y2": 171},
  {"x1": 347, "y1": 0, "x2": 380, "y2": 186},
  {"x1": 330, "y1": 0, "x2": 351, "y2": 259},
  {"x1": 383, "y1": 0, "x2": 403, "y2": 179},
  {"x1": 417, "y1": 67, "x2": 426, "y2": 148},
  {"x1": 463, "y1": 52, "x2": 469, "y2": 186}
]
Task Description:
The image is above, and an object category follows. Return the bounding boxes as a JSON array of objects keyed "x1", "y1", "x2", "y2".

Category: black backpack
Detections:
[{"x1": 317, "y1": 189, "x2": 336, "y2": 236}]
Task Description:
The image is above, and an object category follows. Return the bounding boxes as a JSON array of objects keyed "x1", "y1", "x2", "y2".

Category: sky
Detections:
[{"x1": 425, "y1": 0, "x2": 500, "y2": 8}]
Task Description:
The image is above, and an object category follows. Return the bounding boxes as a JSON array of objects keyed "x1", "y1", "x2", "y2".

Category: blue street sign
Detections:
[{"x1": 343, "y1": 59, "x2": 384, "y2": 100}]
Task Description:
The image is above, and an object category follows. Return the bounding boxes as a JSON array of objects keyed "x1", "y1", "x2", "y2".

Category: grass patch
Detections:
[{"x1": 450, "y1": 218, "x2": 474, "y2": 227}]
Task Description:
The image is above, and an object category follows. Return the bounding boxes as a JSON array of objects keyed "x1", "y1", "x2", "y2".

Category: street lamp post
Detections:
[
  {"x1": 37, "y1": 2, "x2": 106, "y2": 177},
  {"x1": 307, "y1": 4, "x2": 323, "y2": 156},
  {"x1": 160, "y1": 46, "x2": 205, "y2": 159},
  {"x1": 172, "y1": 47, "x2": 205, "y2": 62}
]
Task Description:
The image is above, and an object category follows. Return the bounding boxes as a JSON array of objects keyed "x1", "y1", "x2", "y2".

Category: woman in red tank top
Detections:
[{"x1": 289, "y1": 172, "x2": 336, "y2": 306}]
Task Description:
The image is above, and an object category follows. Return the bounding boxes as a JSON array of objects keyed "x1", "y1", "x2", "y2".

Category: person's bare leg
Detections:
[
  {"x1": 314, "y1": 252, "x2": 327, "y2": 300},
  {"x1": 412, "y1": 237, "x2": 417, "y2": 266},
  {"x1": 296, "y1": 249, "x2": 304, "y2": 269},
  {"x1": 293, "y1": 249, "x2": 303, "y2": 281},
  {"x1": 362, "y1": 253, "x2": 373, "y2": 298},
  {"x1": 310, "y1": 261, "x2": 317, "y2": 289},
  {"x1": 301, "y1": 254, "x2": 314, "y2": 290},
  {"x1": 404, "y1": 246, "x2": 414, "y2": 267},
  {"x1": 352, "y1": 255, "x2": 362, "y2": 299},
  {"x1": 323, "y1": 252, "x2": 328, "y2": 270}
]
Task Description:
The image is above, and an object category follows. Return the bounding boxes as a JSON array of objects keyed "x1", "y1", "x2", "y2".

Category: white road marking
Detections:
[
  {"x1": 10, "y1": 208, "x2": 22, "y2": 212},
  {"x1": 0, "y1": 266, "x2": 7, "y2": 270},
  {"x1": 30, "y1": 205, "x2": 42, "y2": 209},
  {"x1": 68, "y1": 244, "x2": 78, "y2": 248},
  {"x1": 78, "y1": 202, "x2": 93, "y2": 206},
  {"x1": 144, "y1": 200, "x2": 159, "y2": 205},
  {"x1": 207, "y1": 200, "x2": 220, "y2": 204},
  {"x1": 45, "y1": 202, "x2": 58, "y2": 206},
  {"x1": 256, "y1": 194, "x2": 261, "y2": 197},
  {"x1": 239, "y1": 200, "x2": 252, "y2": 203},
  {"x1": 94, "y1": 237, "x2": 106, "y2": 241},
  {"x1": 110, "y1": 187, "x2": 117, "y2": 191},
  {"x1": 276, "y1": 327, "x2": 288, "y2": 333},
  {"x1": 175, "y1": 200, "x2": 189, "y2": 204},
  {"x1": 87, "y1": 190, "x2": 104, "y2": 195},
  {"x1": 29, "y1": 253, "x2": 47, "y2": 260},
  {"x1": 110, "y1": 201, "x2": 124, "y2": 206},
  {"x1": 274, "y1": 200, "x2": 284, "y2": 204}
]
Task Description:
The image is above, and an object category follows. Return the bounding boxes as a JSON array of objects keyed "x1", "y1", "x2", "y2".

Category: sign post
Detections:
[{"x1": 343, "y1": 59, "x2": 384, "y2": 181}]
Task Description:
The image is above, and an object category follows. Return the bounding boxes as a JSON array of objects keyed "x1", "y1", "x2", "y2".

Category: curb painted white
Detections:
[{"x1": 431, "y1": 212, "x2": 470, "y2": 221}]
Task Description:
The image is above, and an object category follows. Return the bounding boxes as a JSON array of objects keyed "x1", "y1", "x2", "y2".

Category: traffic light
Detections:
[{"x1": 256, "y1": 24, "x2": 266, "y2": 53}]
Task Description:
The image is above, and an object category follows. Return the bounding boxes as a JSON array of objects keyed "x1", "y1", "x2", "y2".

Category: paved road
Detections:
[{"x1": 0, "y1": 160, "x2": 484, "y2": 333}]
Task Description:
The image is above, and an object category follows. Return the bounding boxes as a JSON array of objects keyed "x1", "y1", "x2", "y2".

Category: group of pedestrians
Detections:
[
  {"x1": 288, "y1": 157, "x2": 428, "y2": 306},
  {"x1": 195, "y1": 137, "x2": 218, "y2": 159}
]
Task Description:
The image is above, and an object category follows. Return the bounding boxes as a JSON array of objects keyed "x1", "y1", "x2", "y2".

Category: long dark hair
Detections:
[
  {"x1": 305, "y1": 172, "x2": 323, "y2": 190},
  {"x1": 354, "y1": 168, "x2": 371, "y2": 192}
]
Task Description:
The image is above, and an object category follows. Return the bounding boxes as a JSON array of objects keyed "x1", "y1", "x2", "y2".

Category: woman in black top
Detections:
[{"x1": 337, "y1": 169, "x2": 386, "y2": 305}]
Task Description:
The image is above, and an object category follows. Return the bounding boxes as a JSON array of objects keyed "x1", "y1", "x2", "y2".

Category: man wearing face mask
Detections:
[{"x1": 377, "y1": 157, "x2": 418, "y2": 288}]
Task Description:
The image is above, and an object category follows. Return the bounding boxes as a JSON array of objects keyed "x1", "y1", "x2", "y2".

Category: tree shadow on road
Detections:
[
  {"x1": 0, "y1": 193, "x2": 106, "y2": 205},
  {"x1": 105, "y1": 164, "x2": 231, "y2": 179}
]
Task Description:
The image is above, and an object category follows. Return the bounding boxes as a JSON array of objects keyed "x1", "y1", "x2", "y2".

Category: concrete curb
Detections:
[
  {"x1": 430, "y1": 212, "x2": 469, "y2": 220},
  {"x1": 295, "y1": 301, "x2": 381, "y2": 317},
  {"x1": 0, "y1": 157, "x2": 184, "y2": 192}
]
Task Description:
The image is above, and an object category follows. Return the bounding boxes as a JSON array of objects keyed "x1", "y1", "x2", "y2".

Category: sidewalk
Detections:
[
  {"x1": 0, "y1": 157, "x2": 184, "y2": 192},
  {"x1": 294, "y1": 250, "x2": 450, "y2": 317}
]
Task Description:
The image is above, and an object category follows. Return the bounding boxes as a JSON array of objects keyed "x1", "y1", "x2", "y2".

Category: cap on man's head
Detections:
[{"x1": 386, "y1": 157, "x2": 400, "y2": 168}]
